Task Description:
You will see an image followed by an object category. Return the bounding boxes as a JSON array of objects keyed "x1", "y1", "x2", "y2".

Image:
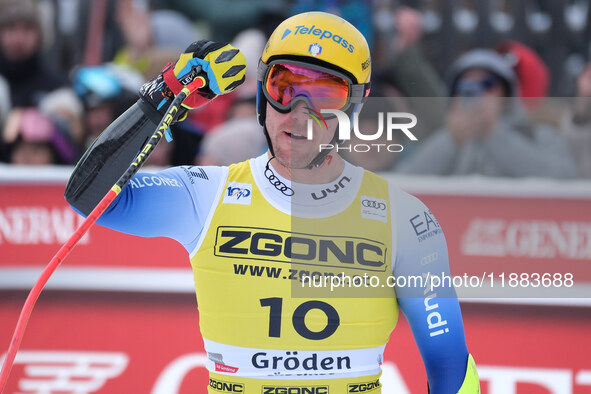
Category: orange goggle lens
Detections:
[{"x1": 264, "y1": 63, "x2": 350, "y2": 111}]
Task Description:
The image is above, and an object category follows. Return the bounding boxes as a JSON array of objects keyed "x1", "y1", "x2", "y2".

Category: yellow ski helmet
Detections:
[{"x1": 261, "y1": 11, "x2": 371, "y2": 82}]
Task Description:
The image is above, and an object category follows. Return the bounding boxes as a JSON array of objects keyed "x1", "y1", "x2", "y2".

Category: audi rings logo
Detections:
[
  {"x1": 362, "y1": 199, "x2": 386, "y2": 210},
  {"x1": 265, "y1": 162, "x2": 295, "y2": 196},
  {"x1": 420, "y1": 252, "x2": 438, "y2": 266},
  {"x1": 361, "y1": 196, "x2": 388, "y2": 222}
]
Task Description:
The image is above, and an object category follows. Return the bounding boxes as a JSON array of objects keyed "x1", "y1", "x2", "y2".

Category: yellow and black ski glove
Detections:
[{"x1": 141, "y1": 40, "x2": 246, "y2": 113}]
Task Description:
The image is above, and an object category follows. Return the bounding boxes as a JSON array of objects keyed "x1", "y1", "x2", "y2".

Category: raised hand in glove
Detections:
[{"x1": 140, "y1": 40, "x2": 247, "y2": 113}]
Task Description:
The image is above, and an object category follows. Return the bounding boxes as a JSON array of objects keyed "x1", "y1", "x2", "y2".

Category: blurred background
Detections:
[
  {"x1": 0, "y1": 0, "x2": 590, "y2": 171},
  {"x1": 1, "y1": 0, "x2": 591, "y2": 393}
]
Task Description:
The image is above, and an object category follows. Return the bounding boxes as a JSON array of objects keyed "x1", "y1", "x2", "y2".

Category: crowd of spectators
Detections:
[{"x1": 0, "y1": 0, "x2": 590, "y2": 179}]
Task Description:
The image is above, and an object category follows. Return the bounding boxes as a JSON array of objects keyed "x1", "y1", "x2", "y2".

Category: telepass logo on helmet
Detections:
[{"x1": 282, "y1": 24, "x2": 356, "y2": 53}]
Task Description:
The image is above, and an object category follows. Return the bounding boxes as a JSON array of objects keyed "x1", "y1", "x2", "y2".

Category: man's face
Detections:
[
  {"x1": 0, "y1": 22, "x2": 40, "y2": 61},
  {"x1": 451, "y1": 68, "x2": 506, "y2": 120},
  {"x1": 265, "y1": 101, "x2": 338, "y2": 169}
]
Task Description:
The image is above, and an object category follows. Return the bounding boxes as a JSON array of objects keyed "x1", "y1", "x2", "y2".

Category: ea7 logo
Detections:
[
  {"x1": 409, "y1": 210, "x2": 442, "y2": 242},
  {"x1": 223, "y1": 182, "x2": 252, "y2": 205},
  {"x1": 262, "y1": 386, "x2": 329, "y2": 394},
  {"x1": 348, "y1": 379, "x2": 381, "y2": 392}
]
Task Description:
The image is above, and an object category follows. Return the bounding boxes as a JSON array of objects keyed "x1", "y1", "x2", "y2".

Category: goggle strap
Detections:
[
  {"x1": 257, "y1": 59, "x2": 268, "y2": 82},
  {"x1": 350, "y1": 84, "x2": 369, "y2": 104}
]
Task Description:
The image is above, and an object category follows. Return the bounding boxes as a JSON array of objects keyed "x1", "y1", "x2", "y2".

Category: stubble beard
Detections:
[{"x1": 273, "y1": 145, "x2": 316, "y2": 170}]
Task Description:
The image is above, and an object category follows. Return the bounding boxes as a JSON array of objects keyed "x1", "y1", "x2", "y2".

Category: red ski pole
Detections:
[{"x1": 0, "y1": 76, "x2": 204, "y2": 392}]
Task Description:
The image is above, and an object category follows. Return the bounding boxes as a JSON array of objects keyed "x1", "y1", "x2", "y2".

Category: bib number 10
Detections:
[{"x1": 260, "y1": 297, "x2": 340, "y2": 340}]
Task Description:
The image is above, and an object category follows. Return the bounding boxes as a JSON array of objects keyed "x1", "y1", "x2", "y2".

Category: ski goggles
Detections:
[
  {"x1": 453, "y1": 74, "x2": 500, "y2": 97},
  {"x1": 258, "y1": 59, "x2": 370, "y2": 113}
]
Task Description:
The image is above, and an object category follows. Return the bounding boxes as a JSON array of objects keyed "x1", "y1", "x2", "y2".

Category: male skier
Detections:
[{"x1": 66, "y1": 11, "x2": 479, "y2": 393}]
